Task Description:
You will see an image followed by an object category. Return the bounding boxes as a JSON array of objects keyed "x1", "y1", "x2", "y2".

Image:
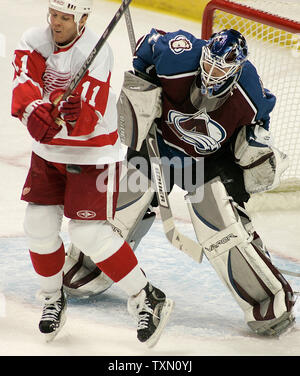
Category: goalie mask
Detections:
[{"x1": 200, "y1": 29, "x2": 248, "y2": 97}]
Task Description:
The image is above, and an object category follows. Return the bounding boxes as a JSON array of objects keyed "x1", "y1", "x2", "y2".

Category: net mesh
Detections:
[{"x1": 210, "y1": 0, "x2": 300, "y2": 191}]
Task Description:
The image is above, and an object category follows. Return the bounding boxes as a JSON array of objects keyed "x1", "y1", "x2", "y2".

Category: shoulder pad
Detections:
[{"x1": 19, "y1": 26, "x2": 53, "y2": 58}]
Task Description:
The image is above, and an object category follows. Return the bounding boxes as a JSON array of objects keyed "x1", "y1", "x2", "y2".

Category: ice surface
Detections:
[{"x1": 0, "y1": 0, "x2": 300, "y2": 357}]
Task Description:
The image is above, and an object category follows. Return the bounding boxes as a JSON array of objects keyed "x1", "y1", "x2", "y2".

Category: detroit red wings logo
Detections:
[
  {"x1": 169, "y1": 35, "x2": 192, "y2": 54},
  {"x1": 43, "y1": 67, "x2": 71, "y2": 94}
]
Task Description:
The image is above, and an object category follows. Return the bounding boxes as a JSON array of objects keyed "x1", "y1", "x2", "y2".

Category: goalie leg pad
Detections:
[
  {"x1": 109, "y1": 159, "x2": 155, "y2": 250},
  {"x1": 185, "y1": 177, "x2": 295, "y2": 335}
]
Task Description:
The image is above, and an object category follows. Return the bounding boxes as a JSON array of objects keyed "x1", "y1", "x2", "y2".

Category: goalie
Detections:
[{"x1": 65, "y1": 28, "x2": 295, "y2": 336}]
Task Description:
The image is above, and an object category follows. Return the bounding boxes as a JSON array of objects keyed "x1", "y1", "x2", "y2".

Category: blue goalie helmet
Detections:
[{"x1": 200, "y1": 29, "x2": 248, "y2": 97}]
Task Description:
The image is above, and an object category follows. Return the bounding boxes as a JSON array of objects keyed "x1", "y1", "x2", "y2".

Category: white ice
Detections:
[{"x1": 0, "y1": 0, "x2": 300, "y2": 357}]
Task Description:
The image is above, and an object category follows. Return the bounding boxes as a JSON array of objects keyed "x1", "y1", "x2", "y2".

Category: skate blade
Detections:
[
  {"x1": 145, "y1": 298, "x2": 174, "y2": 349},
  {"x1": 43, "y1": 314, "x2": 67, "y2": 343}
]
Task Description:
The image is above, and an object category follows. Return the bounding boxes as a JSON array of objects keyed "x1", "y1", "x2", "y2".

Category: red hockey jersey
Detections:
[{"x1": 12, "y1": 26, "x2": 126, "y2": 165}]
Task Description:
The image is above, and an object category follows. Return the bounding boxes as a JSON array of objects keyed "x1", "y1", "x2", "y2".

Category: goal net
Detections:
[{"x1": 201, "y1": 0, "x2": 300, "y2": 210}]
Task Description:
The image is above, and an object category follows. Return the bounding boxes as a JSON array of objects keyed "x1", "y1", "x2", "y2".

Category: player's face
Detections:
[
  {"x1": 48, "y1": 8, "x2": 86, "y2": 45},
  {"x1": 203, "y1": 61, "x2": 230, "y2": 78}
]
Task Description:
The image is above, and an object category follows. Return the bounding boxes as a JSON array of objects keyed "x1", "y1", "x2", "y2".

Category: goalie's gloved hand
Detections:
[
  {"x1": 50, "y1": 89, "x2": 82, "y2": 123},
  {"x1": 26, "y1": 101, "x2": 62, "y2": 143}
]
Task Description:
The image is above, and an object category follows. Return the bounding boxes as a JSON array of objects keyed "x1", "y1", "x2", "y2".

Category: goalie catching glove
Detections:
[{"x1": 234, "y1": 124, "x2": 289, "y2": 193}]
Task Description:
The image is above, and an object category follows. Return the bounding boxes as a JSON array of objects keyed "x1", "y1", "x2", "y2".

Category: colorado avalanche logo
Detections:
[
  {"x1": 167, "y1": 109, "x2": 226, "y2": 155},
  {"x1": 169, "y1": 35, "x2": 192, "y2": 54}
]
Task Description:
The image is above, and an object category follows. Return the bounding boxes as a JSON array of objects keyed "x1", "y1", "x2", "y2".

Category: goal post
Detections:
[
  {"x1": 202, "y1": 0, "x2": 300, "y2": 37},
  {"x1": 201, "y1": 0, "x2": 300, "y2": 203}
]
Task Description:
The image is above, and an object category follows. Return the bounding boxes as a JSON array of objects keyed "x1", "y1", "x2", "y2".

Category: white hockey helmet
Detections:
[{"x1": 48, "y1": 0, "x2": 93, "y2": 24}]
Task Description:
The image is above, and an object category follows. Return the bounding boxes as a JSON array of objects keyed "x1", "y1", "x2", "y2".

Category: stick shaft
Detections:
[{"x1": 51, "y1": 0, "x2": 132, "y2": 119}]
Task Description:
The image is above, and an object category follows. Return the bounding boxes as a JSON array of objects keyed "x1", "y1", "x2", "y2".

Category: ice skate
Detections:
[
  {"x1": 128, "y1": 283, "x2": 174, "y2": 348},
  {"x1": 38, "y1": 288, "x2": 67, "y2": 342}
]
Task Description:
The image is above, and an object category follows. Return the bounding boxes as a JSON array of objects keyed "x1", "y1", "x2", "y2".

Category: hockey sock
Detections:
[
  {"x1": 29, "y1": 244, "x2": 65, "y2": 293},
  {"x1": 95, "y1": 241, "x2": 147, "y2": 296},
  {"x1": 29, "y1": 243, "x2": 65, "y2": 277}
]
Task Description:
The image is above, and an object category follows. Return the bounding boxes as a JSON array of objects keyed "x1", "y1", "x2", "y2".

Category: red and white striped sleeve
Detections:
[{"x1": 11, "y1": 30, "x2": 47, "y2": 123}]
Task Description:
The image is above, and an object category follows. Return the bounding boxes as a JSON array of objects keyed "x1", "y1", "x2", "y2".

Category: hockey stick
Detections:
[
  {"x1": 51, "y1": 0, "x2": 132, "y2": 119},
  {"x1": 146, "y1": 125, "x2": 204, "y2": 262},
  {"x1": 123, "y1": 6, "x2": 203, "y2": 263}
]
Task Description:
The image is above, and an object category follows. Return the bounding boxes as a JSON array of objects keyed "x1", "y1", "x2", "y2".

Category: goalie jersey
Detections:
[
  {"x1": 133, "y1": 28, "x2": 276, "y2": 158},
  {"x1": 11, "y1": 26, "x2": 126, "y2": 165}
]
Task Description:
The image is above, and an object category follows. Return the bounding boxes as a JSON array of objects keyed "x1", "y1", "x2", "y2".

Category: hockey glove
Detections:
[
  {"x1": 234, "y1": 124, "x2": 288, "y2": 193},
  {"x1": 50, "y1": 89, "x2": 82, "y2": 123},
  {"x1": 26, "y1": 101, "x2": 62, "y2": 143}
]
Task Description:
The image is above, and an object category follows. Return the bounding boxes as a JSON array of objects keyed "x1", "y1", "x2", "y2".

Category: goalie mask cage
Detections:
[{"x1": 202, "y1": 0, "x2": 300, "y2": 195}]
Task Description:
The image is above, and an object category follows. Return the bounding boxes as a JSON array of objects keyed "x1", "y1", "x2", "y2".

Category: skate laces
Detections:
[
  {"x1": 40, "y1": 296, "x2": 63, "y2": 322},
  {"x1": 137, "y1": 298, "x2": 160, "y2": 330},
  {"x1": 37, "y1": 290, "x2": 64, "y2": 322}
]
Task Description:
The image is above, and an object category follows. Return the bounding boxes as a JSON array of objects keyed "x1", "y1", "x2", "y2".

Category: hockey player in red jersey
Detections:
[{"x1": 11, "y1": 0, "x2": 173, "y2": 347}]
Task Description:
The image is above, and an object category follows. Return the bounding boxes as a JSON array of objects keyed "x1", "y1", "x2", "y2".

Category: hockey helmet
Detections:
[
  {"x1": 48, "y1": 0, "x2": 93, "y2": 24},
  {"x1": 200, "y1": 29, "x2": 248, "y2": 96}
]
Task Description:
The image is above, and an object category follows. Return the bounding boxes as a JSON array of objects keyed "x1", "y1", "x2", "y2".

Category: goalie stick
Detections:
[{"x1": 123, "y1": 6, "x2": 203, "y2": 263}]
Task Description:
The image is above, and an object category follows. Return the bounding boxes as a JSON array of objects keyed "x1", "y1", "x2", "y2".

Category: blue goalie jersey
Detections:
[{"x1": 133, "y1": 28, "x2": 276, "y2": 158}]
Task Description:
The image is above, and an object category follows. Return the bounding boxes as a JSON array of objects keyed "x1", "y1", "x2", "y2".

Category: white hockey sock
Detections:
[{"x1": 116, "y1": 265, "x2": 147, "y2": 297}]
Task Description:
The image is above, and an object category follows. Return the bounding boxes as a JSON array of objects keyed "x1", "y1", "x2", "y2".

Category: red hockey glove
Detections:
[
  {"x1": 26, "y1": 101, "x2": 62, "y2": 143},
  {"x1": 50, "y1": 89, "x2": 82, "y2": 123}
]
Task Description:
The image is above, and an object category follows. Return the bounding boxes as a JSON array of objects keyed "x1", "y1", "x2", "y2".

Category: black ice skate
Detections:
[
  {"x1": 128, "y1": 283, "x2": 174, "y2": 348},
  {"x1": 38, "y1": 288, "x2": 67, "y2": 342}
]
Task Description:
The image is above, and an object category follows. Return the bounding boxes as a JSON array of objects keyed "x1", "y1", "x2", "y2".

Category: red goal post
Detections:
[
  {"x1": 201, "y1": 0, "x2": 300, "y2": 196},
  {"x1": 202, "y1": 0, "x2": 300, "y2": 38}
]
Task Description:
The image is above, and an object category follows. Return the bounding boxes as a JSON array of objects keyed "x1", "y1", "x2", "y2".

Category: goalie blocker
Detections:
[{"x1": 186, "y1": 177, "x2": 295, "y2": 336}]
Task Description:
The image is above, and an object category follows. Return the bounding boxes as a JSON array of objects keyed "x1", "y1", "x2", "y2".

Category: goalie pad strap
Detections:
[
  {"x1": 63, "y1": 251, "x2": 101, "y2": 289},
  {"x1": 241, "y1": 152, "x2": 273, "y2": 170}
]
